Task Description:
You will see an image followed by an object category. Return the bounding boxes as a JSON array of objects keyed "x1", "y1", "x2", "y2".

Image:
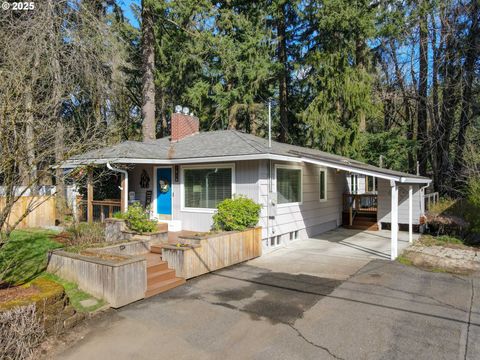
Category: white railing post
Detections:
[
  {"x1": 391, "y1": 181, "x2": 399, "y2": 260},
  {"x1": 408, "y1": 185, "x2": 413, "y2": 243}
]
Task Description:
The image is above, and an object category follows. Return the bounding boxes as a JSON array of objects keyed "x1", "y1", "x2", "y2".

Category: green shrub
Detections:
[
  {"x1": 213, "y1": 196, "x2": 261, "y2": 231},
  {"x1": 113, "y1": 203, "x2": 157, "y2": 233}
]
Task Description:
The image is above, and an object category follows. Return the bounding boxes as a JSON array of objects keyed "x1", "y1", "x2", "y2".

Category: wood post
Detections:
[{"x1": 87, "y1": 168, "x2": 93, "y2": 223}]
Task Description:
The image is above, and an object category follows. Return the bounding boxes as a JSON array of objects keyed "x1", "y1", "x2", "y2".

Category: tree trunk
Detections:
[
  {"x1": 453, "y1": 1, "x2": 479, "y2": 186},
  {"x1": 390, "y1": 41, "x2": 414, "y2": 172},
  {"x1": 141, "y1": 0, "x2": 156, "y2": 142},
  {"x1": 158, "y1": 88, "x2": 168, "y2": 138},
  {"x1": 436, "y1": 12, "x2": 460, "y2": 195},
  {"x1": 48, "y1": 0, "x2": 66, "y2": 223},
  {"x1": 276, "y1": 2, "x2": 289, "y2": 143},
  {"x1": 417, "y1": 3, "x2": 429, "y2": 176},
  {"x1": 430, "y1": 8, "x2": 441, "y2": 192}
]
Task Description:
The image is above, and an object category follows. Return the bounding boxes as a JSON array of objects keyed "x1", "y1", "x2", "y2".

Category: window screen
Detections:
[
  {"x1": 184, "y1": 167, "x2": 232, "y2": 209},
  {"x1": 277, "y1": 167, "x2": 301, "y2": 204}
]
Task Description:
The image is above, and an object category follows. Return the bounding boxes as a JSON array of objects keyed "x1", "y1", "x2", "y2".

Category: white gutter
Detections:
[
  {"x1": 62, "y1": 154, "x2": 303, "y2": 167},
  {"x1": 67, "y1": 154, "x2": 431, "y2": 185},
  {"x1": 106, "y1": 162, "x2": 128, "y2": 212}
]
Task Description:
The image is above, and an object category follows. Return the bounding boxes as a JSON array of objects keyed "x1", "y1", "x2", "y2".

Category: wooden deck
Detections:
[{"x1": 342, "y1": 193, "x2": 378, "y2": 230}]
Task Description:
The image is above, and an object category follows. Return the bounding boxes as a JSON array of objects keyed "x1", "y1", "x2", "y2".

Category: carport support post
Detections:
[
  {"x1": 408, "y1": 185, "x2": 413, "y2": 243},
  {"x1": 390, "y1": 181, "x2": 398, "y2": 260}
]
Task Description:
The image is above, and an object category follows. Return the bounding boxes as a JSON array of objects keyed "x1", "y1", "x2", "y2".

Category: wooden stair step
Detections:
[
  {"x1": 145, "y1": 277, "x2": 186, "y2": 298},
  {"x1": 147, "y1": 268, "x2": 176, "y2": 283},
  {"x1": 345, "y1": 224, "x2": 379, "y2": 231},
  {"x1": 150, "y1": 245, "x2": 163, "y2": 254},
  {"x1": 147, "y1": 261, "x2": 169, "y2": 274},
  {"x1": 353, "y1": 220, "x2": 377, "y2": 226}
]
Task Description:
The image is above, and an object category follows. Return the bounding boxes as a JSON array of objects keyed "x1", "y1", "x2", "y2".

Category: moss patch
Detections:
[
  {"x1": 0, "y1": 277, "x2": 64, "y2": 311},
  {"x1": 40, "y1": 273, "x2": 105, "y2": 313},
  {"x1": 0, "y1": 229, "x2": 63, "y2": 285},
  {"x1": 396, "y1": 255, "x2": 413, "y2": 267}
]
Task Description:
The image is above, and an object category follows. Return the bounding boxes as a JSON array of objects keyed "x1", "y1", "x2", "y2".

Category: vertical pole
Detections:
[
  {"x1": 408, "y1": 185, "x2": 413, "y2": 243},
  {"x1": 390, "y1": 181, "x2": 398, "y2": 260},
  {"x1": 87, "y1": 169, "x2": 93, "y2": 223},
  {"x1": 268, "y1": 100, "x2": 272, "y2": 148},
  {"x1": 120, "y1": 173, "x2": 126, "y2": 213}
]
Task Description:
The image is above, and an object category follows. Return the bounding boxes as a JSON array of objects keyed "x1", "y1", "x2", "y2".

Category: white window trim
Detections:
[
  {"x1": 274, "y1": 164, "x2": 303, "y2": 207},
  {"x1": 319, "y1": 168, "x2": 328, "y2": 202},
  {"x1": 350, "y1": 174, "x2": 358, "y2": 193},
  {"x1": 180, "y1": 163, "x2": 236, "y2": 214}
]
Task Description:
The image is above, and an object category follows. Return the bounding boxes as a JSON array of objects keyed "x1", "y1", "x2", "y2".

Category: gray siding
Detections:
[
  {"x1": 174, "y1": 160, "x2": 260, "y2": 231},
  {"x1": 258, "y1": 160, "x2": 347, "y2": 246},
  {"x1": 377, "y1": 179, "x2": 424, "y2": 225}
]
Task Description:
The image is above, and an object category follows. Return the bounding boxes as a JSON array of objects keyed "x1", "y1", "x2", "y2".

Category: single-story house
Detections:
[{"x1": 64, "y1": 110, "x2": 432, "y2": 260}]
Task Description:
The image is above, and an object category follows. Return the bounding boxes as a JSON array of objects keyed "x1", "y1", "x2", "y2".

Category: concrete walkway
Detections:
[{"x1": 250, "y1": 228, "x2": 414, "y2": 280}]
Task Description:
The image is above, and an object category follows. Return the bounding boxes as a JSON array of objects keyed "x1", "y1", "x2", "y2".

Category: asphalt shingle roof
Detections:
[{"x1": 69, "y1": 130, "x2": 430, "y2": 182}]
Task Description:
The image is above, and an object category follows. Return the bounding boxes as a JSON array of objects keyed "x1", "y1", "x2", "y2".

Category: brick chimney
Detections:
[{"x1": 171, "y1": 107, "x2": 199, "y2": 142}]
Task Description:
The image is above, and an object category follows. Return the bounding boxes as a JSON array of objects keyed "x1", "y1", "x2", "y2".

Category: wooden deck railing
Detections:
[
  {"x1": 343, "y1": 193, "x2": 377, "y2": 226},
  {"x1": 77, "y1": 199, "x2": 122, "y2": 223},
  {"x1": 343, "y1": 194, "x2": 378, "y2": 213}
]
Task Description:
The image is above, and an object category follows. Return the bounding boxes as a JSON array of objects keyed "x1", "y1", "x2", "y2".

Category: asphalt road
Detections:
[{"x1": 53, "y1": 260, "x2": 479, "y2": 360}]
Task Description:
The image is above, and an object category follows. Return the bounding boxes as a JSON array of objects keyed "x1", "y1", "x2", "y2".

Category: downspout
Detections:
[
  {"x1": 107, "y1": 163, "x2": 128, "y2": 212},
  {"x1": 419, "y1": 183, "x2": 431, "y2": 217}
]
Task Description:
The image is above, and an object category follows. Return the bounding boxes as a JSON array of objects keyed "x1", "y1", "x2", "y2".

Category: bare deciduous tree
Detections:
[{"x1": 0, "y1": 0, "x2": 129, "y2": 243}]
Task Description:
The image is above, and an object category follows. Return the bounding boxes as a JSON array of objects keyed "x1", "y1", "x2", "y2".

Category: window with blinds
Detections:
[
  {"x1": 319, "y1": 169, "x2": 327, "y2": 201},
  {"x1": 183, "y1": 167, "x2": 232, "y2": 209},
  {"x1": 276, "y1": 167, "x2": 302, "y2": 204}
]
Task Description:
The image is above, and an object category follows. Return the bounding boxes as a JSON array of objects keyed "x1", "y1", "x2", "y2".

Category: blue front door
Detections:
[{"x1": 156, "y1": 168, "x2": 172, "y2": 215}]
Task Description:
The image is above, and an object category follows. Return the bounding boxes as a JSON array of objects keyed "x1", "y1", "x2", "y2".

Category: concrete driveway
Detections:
[
  {"x1": 53, "y1": 230, "x2": 478, "y2": 360},
  {"x1": 251, "y1": 228, "x2": 414, "y2": 280}
]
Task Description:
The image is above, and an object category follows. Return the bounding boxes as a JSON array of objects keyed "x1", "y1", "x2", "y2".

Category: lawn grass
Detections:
[
  {"x1": 0, "y1": 229, "x2": 63, "y2": 285},
  {"x1": 40, "y1": 273, "x2": 106, "y2": 312},
  {"x1": 1, "y1": 229, "x2": 107, "y2": 312},
  {"x1": 419, "y1": 234, "x2": 465, "y2": 247}
]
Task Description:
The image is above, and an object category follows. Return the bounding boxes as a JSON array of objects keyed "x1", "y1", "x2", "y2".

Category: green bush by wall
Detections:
[{"x1": 213, "y1": 196, "x2": 261, "y2": 231}]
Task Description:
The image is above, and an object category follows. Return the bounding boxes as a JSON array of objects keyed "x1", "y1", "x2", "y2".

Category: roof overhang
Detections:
[
  {"x1": 298, "y1": 157, "x2": 431, "y2": 184},
  {"x1": 63, "y1": 153, "x2": 431, "y2": 184},
  {"x1": 61, "y1": 153, "x2": 303, "y2": 168}
]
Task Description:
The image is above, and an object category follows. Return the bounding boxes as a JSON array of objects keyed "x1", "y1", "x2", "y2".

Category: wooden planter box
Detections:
[
  {"x1": 47, "y1": 250, "x2": 146, "y2": 308},
  {"x1": 162, "y1": 227, "x2": 262, "y2": 279},
  {"x1": 105, "y1": 218, "x2": 168, "y2": 245}
]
